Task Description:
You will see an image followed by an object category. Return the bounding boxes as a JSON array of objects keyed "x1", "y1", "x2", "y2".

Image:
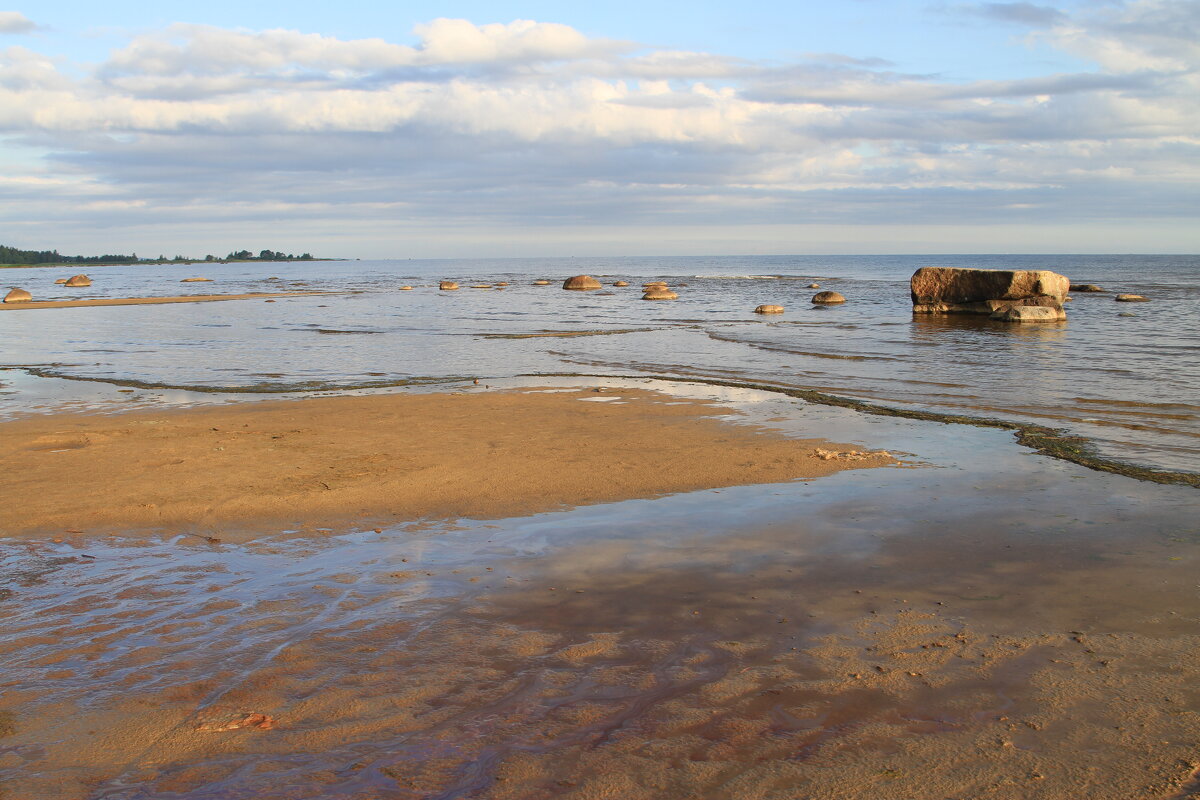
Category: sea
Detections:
[{"x1": 2, "y1": 253, "x2": 1195, "y2": 474}]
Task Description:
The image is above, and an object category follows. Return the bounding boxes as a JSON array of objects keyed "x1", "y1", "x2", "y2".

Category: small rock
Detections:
[
  {"x1": 495, "y1": 282, "x2": 509, "y2": 286},
  {"x1": 642, "y1": 281, "x2": 668, "y2": 289},
  {"x1": 533, "y1": 280, "x2": 551, "y2": 285},
  {"x1": 180, "y1": 277, "x2": 212, "y2": 283},
  {"x1": 400, "y1": 286, "x2": 413, "y2": 290},
  {"x1": 470, "y1": 284, "x2": 493, "y2": 289},
  {"x1": 754, "y1": 304, "x2": 784, "y2": 314},
  {"x1": 1069, "y1": 284, "x2": 1105, "y2": 292},
  {"x1": 54, "y1": 278, "x2": 68, "y2": 284},
  {"x1": 563, "y1": 275, "x2": 602, "y2": 290},
  {"x1": 1114, "y1": 294, "x2": 1149, "y2": 302},
  {"x1": 812, "y1": 291, "x2": 846, "y2": 304},
  {"x1": 3, "y1": 288, "x2": 32, "y2": 303},
  {"x1": 613, "y1": 281, "x2": 629, "y2": 287},
  {"x1": 642, "y1": 289, "x2": 678, "y2": 300},
  {"x1": 807, "y1": 283, "x2": 820, "y2": 289},
  {"x1": 439, "y1": 281, "x2": 459, "y2": 290},
  {"x1": 1118, "y1": 312, "x2": 1136, "y2": 317},
  {"x1": 64, "y1": 274, "x2": 91, "y2": 287}
]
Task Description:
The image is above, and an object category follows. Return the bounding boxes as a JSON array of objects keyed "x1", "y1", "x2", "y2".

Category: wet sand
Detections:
[
  {"x1": 1, "y1": 382, "x2": 1198, "y2": 800},
  {"x1": 0, "y1": 292, "x2": 331, "y2": 311},
  {"x1": 0, "y1": 387, "x2": 893, "y2": 542}
]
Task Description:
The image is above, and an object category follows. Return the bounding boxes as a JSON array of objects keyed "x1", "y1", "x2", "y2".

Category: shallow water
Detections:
[
  {"x1": 2, "y1": 254, "x2": 1197, "y2": 472},
  {"x1": 1, "y1": 381, "x2": 1198, "y2": 799}
]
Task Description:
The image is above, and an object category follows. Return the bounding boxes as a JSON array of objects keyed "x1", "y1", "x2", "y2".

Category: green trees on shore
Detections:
[{"x1": 1, "y1": 244, "x2": 317, "y2": 265}]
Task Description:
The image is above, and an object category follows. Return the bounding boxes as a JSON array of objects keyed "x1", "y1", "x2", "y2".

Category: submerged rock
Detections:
[
  {"x1": 808, "y1": 283, "x2": 820, "y2": 289},
  {"x1": 400, "y1": 286, "x2": 413, "y2": 290},
  {"x1": 754, "y1": 304, "x2": 785, "y2": 314},
  {"x1": 1115, "y1": 294, "x2": 1149, "y2": 302},
  {"x1": 812, "y1": 291, "x2": 846, "y2": 304},
  {"x1": 439, "y1": 281, "x2": 459, "y2": 290},
  {"x1": 4, "y1": 288, "x2": 32, "y2": 303},
  {"x1": 613, "y1": 281, "x2": 629, "y2": 287},
  {"x1": 910, "y1": 267, "x2": 1067, "y2": 316},
  {"x1": 533, "y1": 280, "x2": 551, "y2": 285},
  {"x1": 180, "y1": 277, "x2": 212, "y2": 283},
  {"x1": 1070, "y1": 284, "x2": 1106, "y2": 292},
  {"x1": 64, "y1": 274, "x2": 91, "y2": 287},
  {"x1": 563, "y1": 275, "x2": 602, "y2": 290},
  {"x1": 990, "y1": 306, "x2": 1066, "y2": 322},
  {"x1": 642, "y1": 289, "x2": 678, "y2": 300}
]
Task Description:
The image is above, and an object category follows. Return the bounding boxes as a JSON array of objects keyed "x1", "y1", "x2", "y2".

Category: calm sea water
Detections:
[{"x1": 1, "y1": 254, "x2": 1197, "y2": 472}]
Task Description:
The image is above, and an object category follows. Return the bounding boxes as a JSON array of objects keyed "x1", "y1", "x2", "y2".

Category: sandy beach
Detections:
[
  {"x1": 0, "y1": 387, "x2": 893, "y2": 542},
  {"x1": 1, "y1": 258, "x2": 1198, "y2": 800}
]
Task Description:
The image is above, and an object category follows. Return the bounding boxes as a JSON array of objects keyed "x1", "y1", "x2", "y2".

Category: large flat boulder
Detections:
[{"x1": 911, "y1": 267, "x2": 1068, "y2": 315}]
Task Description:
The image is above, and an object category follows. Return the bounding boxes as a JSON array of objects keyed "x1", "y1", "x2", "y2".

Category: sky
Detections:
[{"x1": 1, "y1": 1, "x2": 1197, "y2": 258}]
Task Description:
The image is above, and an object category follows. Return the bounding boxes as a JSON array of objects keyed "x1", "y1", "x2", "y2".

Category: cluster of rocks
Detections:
[
  {"x1": 909, "y1": 267, "x2": 1153, "y2": 322},
  {"x1": 4, "y1": 274, "x2": 92, "y2": 303}
]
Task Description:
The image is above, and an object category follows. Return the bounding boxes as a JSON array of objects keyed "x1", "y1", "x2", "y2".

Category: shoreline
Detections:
[
  {"x1": 0, "y1": 291, "x2": 337, "y2": 310},
  {"x1": 0, "y1": 386, "x2": 895, "y2": 542}
]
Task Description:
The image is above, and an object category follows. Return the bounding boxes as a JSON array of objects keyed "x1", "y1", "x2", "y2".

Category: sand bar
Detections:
[
  {"x1": 0, "y1": 387, "x2": 893, "y2": 540},
  {"x1": 0, "y1": 291, "x2": 332, "y2": 310}
]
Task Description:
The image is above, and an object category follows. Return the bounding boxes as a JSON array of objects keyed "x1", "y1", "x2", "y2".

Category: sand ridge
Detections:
[
  {"x1": 0, "y1": 291, "x2": 334, "y2": 310},
  {"x1": 0, "y1": 387, "x2": 895, "y2": 541}
]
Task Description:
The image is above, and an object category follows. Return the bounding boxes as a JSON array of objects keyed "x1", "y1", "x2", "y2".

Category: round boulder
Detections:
[
  {"x1": 64, "y1": 274, "x2": 91, "y2": 287},
  {"x1": 563, "y1": 275, "x2": 602, "y2": 290},
  {"x1": 754, "y1": 304, "x2": 784, "y2": 314},
  {"x1": 812, "y1": 291, "x2": 846, "y2": 304},
  {"x1": 1114, "y1": 294, "x2": 1149, "y2": 302},
  {"x1": 613, "y1": 281, "x2": 629, "y2": 287},
  {"x1": 4, "y1": 288, "x2": 32, "y2": 303},
  {"x1": 642, "y1": 289, "x2": 678, "y2": 300},
  {"x1": 439, "y1": 281, "x2": 459, "y2": 290}
]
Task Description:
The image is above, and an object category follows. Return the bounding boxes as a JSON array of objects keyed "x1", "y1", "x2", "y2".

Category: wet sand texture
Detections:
[
  {"x1": 0, "y1": 292, "x2": 331, "y2": 310},
  {"x1": 0, "y1": 388, "x2": 893, "y2": 540}
]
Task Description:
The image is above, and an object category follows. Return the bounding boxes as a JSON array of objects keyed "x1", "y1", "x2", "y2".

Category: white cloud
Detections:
[
  {"x1": 0, "y1": 11, "x2": 36, "y2": 34},
  {"x1": 0, "y1": 7, "x2": 1197, "y2": 255}
]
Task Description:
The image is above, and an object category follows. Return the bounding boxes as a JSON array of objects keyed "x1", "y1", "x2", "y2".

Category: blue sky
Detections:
[{"x1": 1, "y1": 1, "x2": 1197, "y2": 257}]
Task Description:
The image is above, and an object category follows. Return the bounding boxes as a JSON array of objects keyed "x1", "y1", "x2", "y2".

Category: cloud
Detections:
[
  {"x1": 969, "y1": 3, "x2": 1066, "y2": 26},
  {"x1": 0, "y1": 11, "x2": 36, "y2": 34},
  {"x1": 0, "y1": 7, "x2": 1197, "y2": 255}
]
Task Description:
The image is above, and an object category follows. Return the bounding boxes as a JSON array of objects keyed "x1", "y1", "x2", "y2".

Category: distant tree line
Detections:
[{"x1": 2, "y1": 244, "x2": 316, "y2": 265}]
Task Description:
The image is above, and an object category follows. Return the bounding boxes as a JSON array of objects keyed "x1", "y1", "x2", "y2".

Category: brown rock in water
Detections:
[
  {"x1": 754, "y1": 304, "x2": 784, "y2": 314},
  {"x1": 910, "y1": 267, "x2": 1067, "y2": 315},
  {"x1": 470, "y1": 284, "x2": 493, "y2": 289},
  {"x1": 1070, "y1": 284, "x2": 1105, "y2": 292},
  {"x1": 642, "y1": 289, "x2": 678, "y2": 300},
  {"x1": 439, "y1": 281, "x2": 459, "y2": 290},
  {"x1": 563, "y1": 275, "x2": 602, "y2": 290},
  {"x1": 495, "y1": 282, "x2": 509, "y2": 286},
  {"x1": 613, "y1": 281, "x2": 629, "y2": 287},
  {"x1": 400, "y1": 286, "x2": 413, "y2": 290},
  {"x1": 1114, "y1": 294, "x2": 1149, "y2": 302},
  {"x1": 812, "y1": 291, "x2": 846, "y2": 304},
  {"x1": 180, "y1": 277, "x2": 212, "y2": 283},
  {"x1": 533, "y1": 280, "x2": 551, "y2": 285},
  {"x1": 990, "y1": 306, "x2": 1066, "y2": 322},
  {"x1": 4, "y1": 288, "x2": 32, "y2": 303},
  {"x1": 807, "y1": 283, "x2": 820, "y2": 289},
  {"x1": 643, "y1": 281, "x2": 668, "y2": 289},
  {"x1": 64, "y1": 274, "x2": 91, "y2": 287},
  {"x1": 54, "y1": 278, "x2": 68, "y2": 284}
]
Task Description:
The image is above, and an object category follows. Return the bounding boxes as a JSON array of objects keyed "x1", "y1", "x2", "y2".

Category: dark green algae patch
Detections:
[
  {"x1": 18, "y1": 366, "x2": 470, "y2": 394},
  {"x1": 522, "y1": 372, "x2": 1200, "y2": 489}
]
